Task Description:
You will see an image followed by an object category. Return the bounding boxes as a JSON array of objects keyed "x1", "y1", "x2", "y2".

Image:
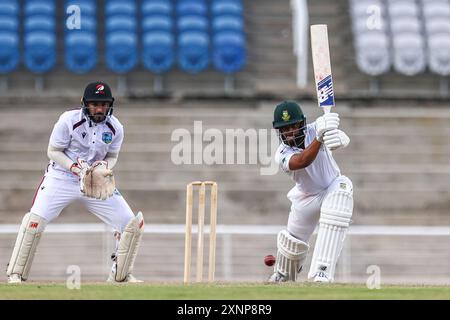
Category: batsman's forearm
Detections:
[
  {"x1": 289, "y1": 140, "x2": 322, "y2": 170},
  {"x1": 105, "y1": 152, "x2": 118, "y2": 169},
  {"x1": 47, "y1": 145, "x2": 74, "y2": 171}
]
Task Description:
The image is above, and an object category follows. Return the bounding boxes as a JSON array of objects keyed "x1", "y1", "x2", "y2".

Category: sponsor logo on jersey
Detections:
[
  {"x1": 281, "y1": 110, "x2": 290, "y2": 122},
  {"x1": 340, "y1": 182, "x2": 347, "y2": 190},
  {"x1": 102, "y1": 132, "x2": 113, "y2": 144}
]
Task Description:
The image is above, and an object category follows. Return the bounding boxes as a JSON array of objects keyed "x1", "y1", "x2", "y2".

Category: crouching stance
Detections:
[
  {"x1": 7, "y1": 82, "x2": 145, "y2": 283},
  {"x1": 269, "y1": 101, "x2": 353, "y2": 283}
]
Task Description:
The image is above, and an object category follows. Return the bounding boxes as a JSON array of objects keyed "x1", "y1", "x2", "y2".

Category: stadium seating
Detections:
[
  {"x1": 105, "y1": 0, "x2": 138, "y2": 73},
  {"x1": 211, "y1": 0, "x2": 243, "y2": 16},
  {"x1": 142, "y1": 0, "x2": 172, "y2": 15},
  {"x1": 422, "y1": 0, "x2": 450, "y2": 76},
  {"x1": 177, "y1": 0, "x2": 210, "y2": 73},
  {"x1": 211, "y1": 0, "x2": 246, "y2": 73},
  {"x1": 350, "y1": 0, "x2": 391, "y2": 76},
  {"x1": 0, "y1": 17, "x2": 18, "y2": 33},
  {"x1": 0, "y1": 0, "x2": 249, "y2": 77},
  {"x1": 349, "y1": 0, "x2": 450, "y2": 77},
  {"x1": 65, "y1": 0, "x2": 97, "y2": 73},
  {"x1": 24, "y1": 0, "x2": 56, "y2": 73},
  {"x1": 142, "y1": 0, "x2": 175, "y2": 73},
  {"x1": 388, "y1": 0, "x2": 426, "y2": 75},
  {"x1": 0, "y1": 0, "x2": 19, "y2": 73},
  {"x1": 177, "y1": 31, "x2": 210, "y2": 73}
]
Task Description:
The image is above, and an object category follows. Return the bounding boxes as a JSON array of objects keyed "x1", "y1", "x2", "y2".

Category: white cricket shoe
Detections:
[
  {"x1": 268, "y1": 271, "x2": 289, "y2": 283},
  {"x1": 313, "y1": 271, "x2": 330, "y2": 283},
  {"x1": 7, "y1": 274, "x2": 22, "y2": 284},
  {"x1": 107, "y1": 272, "x2": 143, "y2": 283}
]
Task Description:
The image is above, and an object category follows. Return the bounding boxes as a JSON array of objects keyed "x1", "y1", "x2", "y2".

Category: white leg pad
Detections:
[
  {"x1": 308, "y1": 190, "x2": 353, "y2": 282},
  {"x1": 115, "y1": 212, "x2": 144, "y2": 282},
  {"x1": 7, "y1": 213, "x2": 47, "y2": 281},
  {"x1": 274, "y1": 230, "x2": 309, "y2": 281}
]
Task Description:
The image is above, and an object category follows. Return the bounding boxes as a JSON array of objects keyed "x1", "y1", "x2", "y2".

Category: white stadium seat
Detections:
[
  {"x1": 388, "y1": 1, "x2": 420, "y2": 18},
  {"x1": 425, "y1": 18, "x2": 450, "y2": 34},
  {"x1": 428, "y1": 33, "x2": 450, "y2": 75},
  {"x1": 422, "y1": 1, "x2": 450, "y2": 18},
  {"x1": 390, "y1": 17, "x2": 422, "y2": 34},
  {"x1": 392, "y1": 33, "x2": 426, "y2": 75},
  {"x1": 355, "y1": 32, "x2": 391, "y2": 76}
]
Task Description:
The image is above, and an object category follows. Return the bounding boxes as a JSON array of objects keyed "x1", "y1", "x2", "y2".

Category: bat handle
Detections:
[{"x1": 323, "y1": 106, "x2": 331, "y2": 114}]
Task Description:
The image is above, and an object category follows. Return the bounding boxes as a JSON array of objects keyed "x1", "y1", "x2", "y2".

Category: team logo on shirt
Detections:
[
  {"x1": 282, "y1": 110, "x2": 290, "y2": 122},
  {"x1": 102, "y1": 132, "x2": 113, "y2": 144}
]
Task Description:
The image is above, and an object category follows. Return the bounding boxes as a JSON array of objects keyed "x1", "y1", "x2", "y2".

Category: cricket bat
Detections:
[{"x1": 310, "y1": 24, "x2": 335, "y2": 114}]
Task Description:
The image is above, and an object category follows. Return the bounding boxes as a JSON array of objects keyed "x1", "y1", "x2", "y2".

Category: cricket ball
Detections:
[{"x1": 264, "y1": 255, "x2": 276, "y2": 267}]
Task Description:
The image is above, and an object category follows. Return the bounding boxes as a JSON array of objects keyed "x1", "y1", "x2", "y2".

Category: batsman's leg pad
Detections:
[
  {"x1": 274, "y1": 229, "x2": 309, "y2": 281},
  {"x1": 6, "y1": 212, "x2": 47, "y2": 281},
  {"x1": 115, "y1": 211, "x2": 144, "y2": 282},
  {"x1": 308, "y1": 189, "x2": 353, "y2": 282}
]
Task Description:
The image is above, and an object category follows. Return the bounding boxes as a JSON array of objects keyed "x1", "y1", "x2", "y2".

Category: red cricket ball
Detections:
[{"x1": 264, "y1": 255, "x2": 276, "y2": 266}]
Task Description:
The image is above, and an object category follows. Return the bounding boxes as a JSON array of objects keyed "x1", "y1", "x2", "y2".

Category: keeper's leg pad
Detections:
[
  {"x1": 308, "y1": 189, "x2": 353, "y2": 282},
  {"x1": 115, "y1": 212, "x2": 144, "y2": 282},
  {"x1": 273, "y1": 230, "x2": 309, "y2": 281},
  {"x1": 6, "y1": 212, "x2": 47, "y2": 281}
]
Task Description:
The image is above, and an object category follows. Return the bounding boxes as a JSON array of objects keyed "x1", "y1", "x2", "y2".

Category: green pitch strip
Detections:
[{"x1": 0, "y1": 283, "x2": 448, "y2": 300}]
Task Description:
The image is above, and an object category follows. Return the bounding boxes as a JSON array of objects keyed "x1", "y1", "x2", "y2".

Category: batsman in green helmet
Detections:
[{"x1": 269, "y1": 101, "x2": 353, "y2": 283}]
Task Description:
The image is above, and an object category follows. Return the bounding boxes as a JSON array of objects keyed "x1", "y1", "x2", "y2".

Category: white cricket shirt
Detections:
[
  {"x1": 46, "y1": 109, "x2": 124, "y2": 181},
  {"x1": 275, "y1": 123, "x2": 340, "y2": 195}
]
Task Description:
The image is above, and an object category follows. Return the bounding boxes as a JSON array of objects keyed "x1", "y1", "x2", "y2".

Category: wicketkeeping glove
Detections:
[{"x1": 81, "y1": 161, "x2": 116, "y2": 200}]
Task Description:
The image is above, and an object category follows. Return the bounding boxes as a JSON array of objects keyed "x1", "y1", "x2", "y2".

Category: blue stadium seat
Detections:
[
  {"x1": 24, "y1": 0, "x2": 56, "y2": 74},
  {"x1": 0, "y1": 1, "x2": 19, "y2": 16},
  {"x1": 78, "y1": 16, "x2": 96, "y2": 31},
  {"x1": 211, "y1": 0, "x2": 243, "y2": 16},
  {"x1": 212, "y1": 15, "x2": 243, "y2": 33},
  {"x1": 142, "y1": 16, "x2": 173, "y2": 32},
  {"x1": 142, "y1": 0, "x2": 172, "y2": 15},
  {"x1": 0, "y1": 32, "x2": 19, "y2": 73},
  {"x1": 24, "y1": 32, "x2": 56, "y2": 73},
  {"x1": 106, "y1": 32, "x2": 138, "y2": 73},
  {"x1": 178, "y1": 31, "x2": 209, "y2": 73},
  {"x1": 104, "y1": 0, "x2": 137, "y2": 73},
  {"x1": 25, "y1": 1, "x2": 56, "y2": 16},
  {"x1": 106, "y1": 16, "x2": 137, "y2": 32},
  {"x1": 143, "y1": 31, "x2": 175, "y2": 73},
  {"x1": 213, "y1": 31, "x2": 246, "y2": 73},
  {"x1": 25, "y1": 16, "x2": 55, "y2": 32},
  {"x1": 0, "y1": 16, "x2": 18, "y2": 32},
  {"x1": 178, "y1": 16, "x2": 209, "y2": 32},
  {"x1": 65, "y1": 0, "x2": 96, "y2": 73},
  {"x1": 65, "y1": 32, "x2": 97, "y2": 73},
  {"x1": 177, "y1": 0, "x2": 207, "y2": 16},
  {"x1": 66, "y1": 0, "x2": 96, "y2": 17},
  {"x1": 105, "y1": 1, "x2": 136, "y2": 16}
]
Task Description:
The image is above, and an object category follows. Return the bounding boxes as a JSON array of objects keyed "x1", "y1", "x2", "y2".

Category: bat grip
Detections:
[{"x1": 323, "y1": 106, "x2": 331, "y2": 114}]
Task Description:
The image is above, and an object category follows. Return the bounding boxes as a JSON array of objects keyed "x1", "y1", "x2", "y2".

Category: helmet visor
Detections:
[{"x1": 278, "y1": 120, "x2": 306, "y2": 148}]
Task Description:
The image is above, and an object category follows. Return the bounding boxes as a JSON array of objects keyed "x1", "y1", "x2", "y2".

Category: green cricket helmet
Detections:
[{"x1": 272, "y1": 101, "x2": 306, "y2": 148}]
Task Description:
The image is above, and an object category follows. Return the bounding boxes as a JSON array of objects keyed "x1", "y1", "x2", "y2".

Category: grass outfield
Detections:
[{"x1": 0, "y1": 282, "x2": 448, "y2": 300}]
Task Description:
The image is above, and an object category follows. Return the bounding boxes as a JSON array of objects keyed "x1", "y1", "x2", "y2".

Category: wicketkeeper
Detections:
[
  {"x1": 6, "y1": 81, "x2": 144, "y2": 284},
  {"x1": 269, "y1": 101, "x2": 352, "y2": 283}
]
